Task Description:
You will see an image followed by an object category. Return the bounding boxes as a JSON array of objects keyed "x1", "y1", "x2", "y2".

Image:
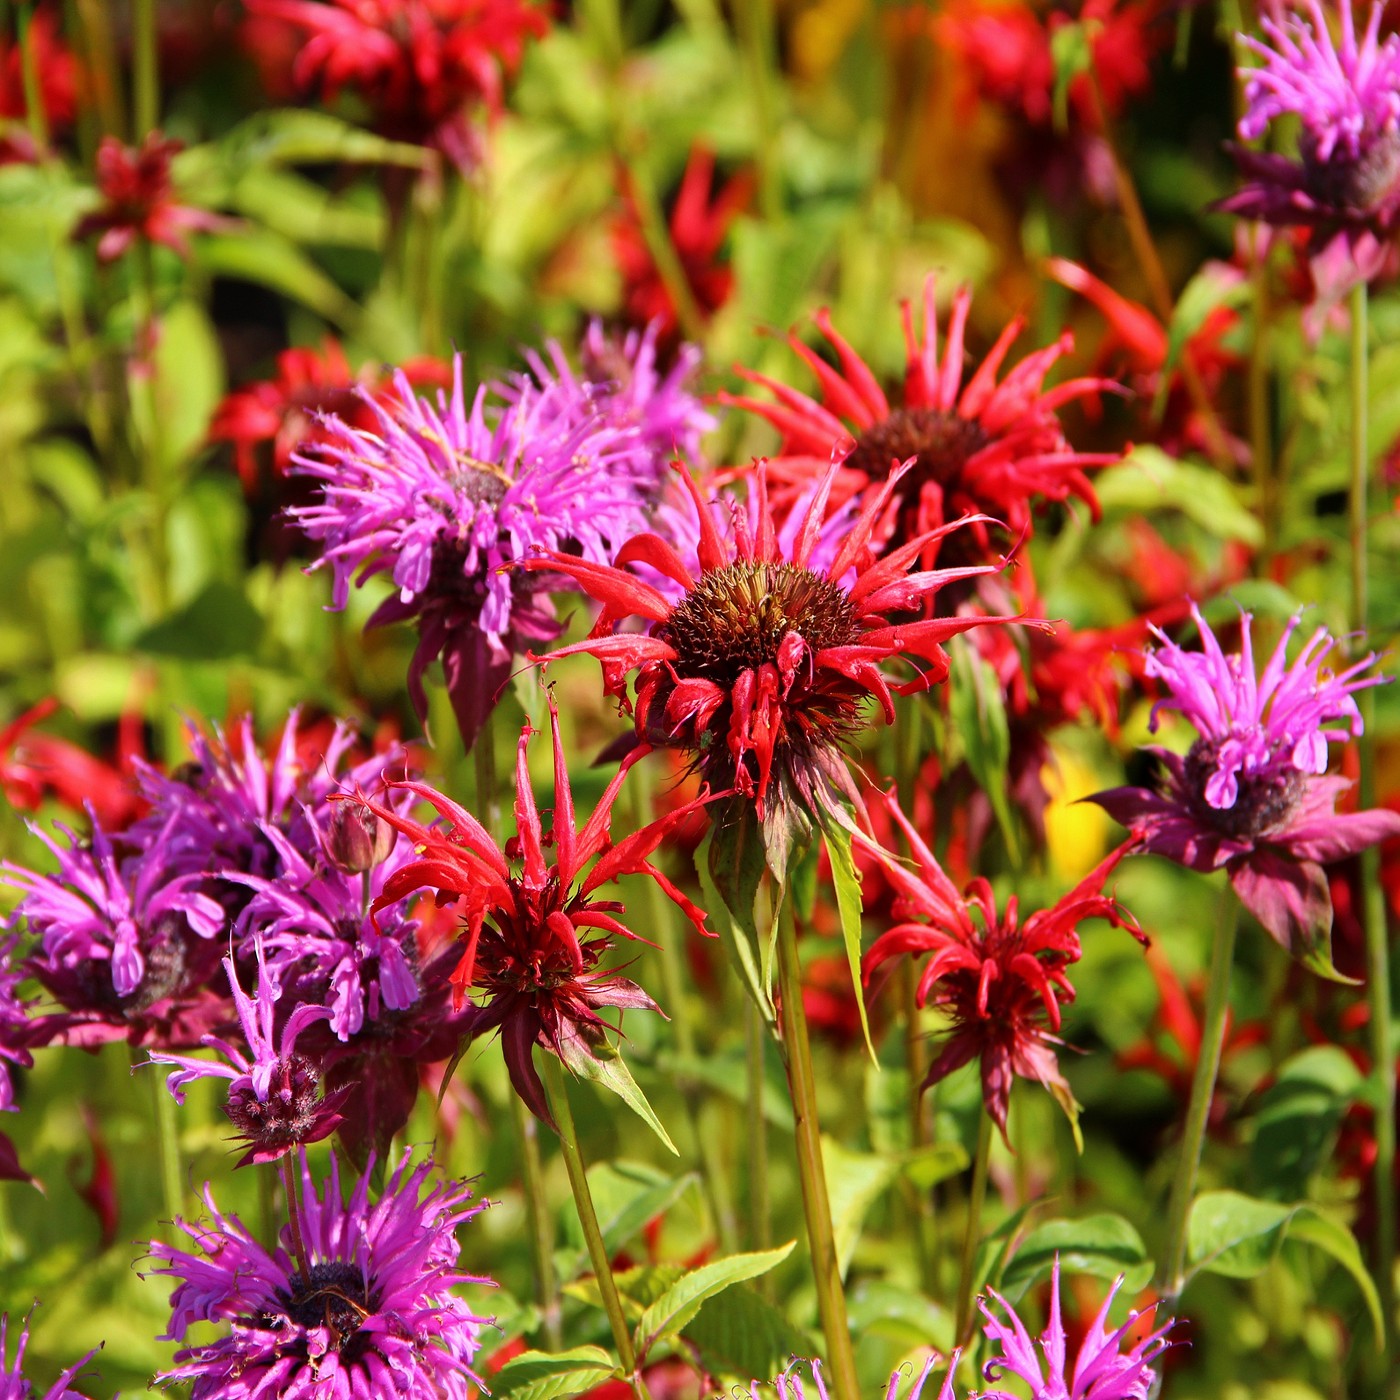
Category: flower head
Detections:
[
  {"x1": 861, "y1": 789, "x2": 1141, "y2": 1137},
  {"x1": 291, "y1": 356, "x2": 658, "y2": 749},
  {"x1": 74, "y1": 133, "x2": 230, "y2": 263},
  {"x1": 979, "y1": 1259, "x2": 1173, "y2": 1400},
  {"x1": 722, "y1": 278, "x2": 1118, "y2": 581},
  {"x1": 0, "y1": 1309, "x2": 98, "y2": 1400},
  {"x1": 150, "y1": 1150, "x2": 491, "y2": 1399},
  {"x1": 347, "y1": 696, "x2": 712, "y2": 1124},
  {"x1": 528, "y1": 459, "x2": 1026, "y2": 868},
  {"x1": 1223, "y1": 1, "x2": 1400, "y2": 312},
  {"x1": 1088, "y1": 603, "x2": 1400, "y2": 976},
  {"x1": 243, "y1": 0, "x2": 547, "y2": 174},
  {"x1": 147, "y1": 939, "x2": 345, "y2": 1166},
  {"x1": 2, "y1": 810, "x2": 228, "y2": 1047}
]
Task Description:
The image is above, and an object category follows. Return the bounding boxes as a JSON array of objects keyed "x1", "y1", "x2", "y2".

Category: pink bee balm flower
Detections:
[
  {"x1": 1222, "y1": 1, "x2": 1400, "y2": 317},
  {"x1": 979, "y1": 1259, "x2": 1173, "y2": 1400},
  {"x1": 1088, "y1": 603, "x2": 1400, "y2": 977}
]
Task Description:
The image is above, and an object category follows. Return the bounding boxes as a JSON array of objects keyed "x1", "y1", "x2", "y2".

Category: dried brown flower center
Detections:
[
  {"x1": 663, "y1": 561, "x2": 860, "y2": 690},
  {"x1": 1300, "y1": 125, "x2": 1400, "y2": 212},
  {"x1": 1182, "y1": 736, "x2": 1304, "y2": 841},
  {"x1": 845, "y1": 407, "x2": 989, "y2": 491},
  {"x1": 279, "y1": 1260, "x2": 376, "y2": 1351}
]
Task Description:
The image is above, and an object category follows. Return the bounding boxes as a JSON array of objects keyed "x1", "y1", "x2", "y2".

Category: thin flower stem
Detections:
[
  {"x1": 745, "y1": 997, "x2": 772, "y2": 1272},
  {"x1": 509, "y1": 1088, "x2": 563, "y2": 1350},
  {"x1": 131, "y1": 0, "x2": 158, "y2": 134},
  {"x1": 953, "y1": 1110, "x2": 993, "y2": 1346},
  {"x1": 145, "y1": 1050, "x2": 183, "y2": 1224},
  {"x1": 278, "y1": 1155, "x2": 311, "y2": 1281},
  {"x1": 734, "y1": 0, "x2": 782, "y2": 222},
  {"x1": 541, "y1": 1054, "x2": 647, "y2": 1398},
  {"x1": 775, "y1": 894, "x2": 861, "y2": 1400},
  {"x1": 1157, "y1": 891, "x2": 1240, "y2": 1302},
  {"x1": 1349, "y1": 279, "x2": 1396, "y2": 1384}
]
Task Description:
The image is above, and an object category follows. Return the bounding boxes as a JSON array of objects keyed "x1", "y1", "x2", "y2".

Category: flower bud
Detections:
[{"x1": 325, "y1": 802, "x2": 394, "y2": 874}]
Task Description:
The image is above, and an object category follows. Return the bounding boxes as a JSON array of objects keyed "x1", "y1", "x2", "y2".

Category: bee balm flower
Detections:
[{"x1": 1088, "y1": 603, "x2": 1400, "y2": 976}]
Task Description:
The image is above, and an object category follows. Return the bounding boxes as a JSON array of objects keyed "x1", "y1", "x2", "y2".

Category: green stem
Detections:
[
  {"x1": 131, "y1": 0, "x2": 157, "y2": 133},
  {"x1": 745, "y1": 998, "x2": 772, "y2": 1272},
  {"x1": 953, "y1": 1111, "x2": 992, "y2": 1345},
  {"x1": 16, "y1": 3, "x2": 49, "y2": 151},
  {"x1": 139, "y1": 1047, "x2": 182, "y2": 1223},
  {"x1": 1157, "y1": 892, "x2": 1240, "y2": 1302},
  {"x1": 734, "y1": 0, "x2": 781, "y2": 222},
  {"x1": 541, "y1": 1054, "x2": 646, "y2": 1398},
  {"x1": 510, "y1": 1088, "x2": 563, "y2": 1350},
  {"x1": 775, "y1": 896, "x2": 860, "y2": 1400},
  {"x1": 1249, "y1": 230, "x2": 1274, "y2": 563},
  {"x1": 1349, "y1": 279, "x2": 1396, "y2": 1380}
]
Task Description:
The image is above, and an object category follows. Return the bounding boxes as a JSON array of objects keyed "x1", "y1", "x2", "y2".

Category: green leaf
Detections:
[
  {"x1": 491, "y1": 1347, "x2": 618, "y2": 1400},
  {"x1": 696, "y1": 820, "x2": 775, "y2": 1023},
  {"x1": 1250, "y1": 1046, "x2": 1363, "y2": 1200},
  {"x1": 1001, "y1": 1214, "x2": 1151, "y2": 1302},
  {"x1": 151, "y1": 300, "x2": 225, "y2": 471},
  {"x1": 564, "y1": 1263, "x2": 686, "y2": 1322},
  {"x1": 822, "y1": 820, "x2": 875, "y2": 1060},
  {"x1": 684, "y1": 1284, "x2": 816, "y2": 1382},
  {"x1": 134, "y1": 581, "x2": 262, "y2": 660},
  {"x1": 197, "y1": 231, "x2": 361, "y2": 326},
  {"x1": 568, "y1": 1043, "x2": 678, "y2": 1155},
  {"x1": 823, "y1": 1137, "x2": 901, "y2": 1281},
  {"x1": 659, "y1": 1047, "x2": 793, "y2": 1130},
  {"x1": 1049, "y1": 20, "x2": 1095, "y2": 131},
  {"x1": 558, "y1": 1162, "x2": 698, "y2": 1280},
  {"x1": 1100, "y1": 446, "x2": 1263, "y2": 547},
  {"x1": 1188, "y1": 1191, "x2": 1382, "y2": 1336},
  {"x1": 947, "y1": 639, "x2": 1018, "y2": 861},
  {"x1": 1154, "y1": 264, "x2": 1252, "y2": 418},
  {"x1": 220, "y1": 108, "x2": 433, "y2": 170},
  {"x1": 634, "y1": 1242, "x2": 796, "y2": 1360}
]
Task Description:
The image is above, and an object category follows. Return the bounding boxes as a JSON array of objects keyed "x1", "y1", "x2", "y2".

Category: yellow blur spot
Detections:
[{"x1": 1043, "y1": 747, "x2": 1112, "y2": 883}]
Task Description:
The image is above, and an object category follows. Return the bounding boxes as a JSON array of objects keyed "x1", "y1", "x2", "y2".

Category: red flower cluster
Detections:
[{"x1": 243, "y1": 0, "x2": 547, "y2": 173}]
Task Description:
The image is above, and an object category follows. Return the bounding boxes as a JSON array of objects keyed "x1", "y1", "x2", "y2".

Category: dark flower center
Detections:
[
  {"x1": 225, "y1": 1054, "x2": 326, "y2": 1153},
  {"x1": 845, "y1": 407, "x2": 989, "y2": 492},
  {"x1": 277, "y1": 1260, "x2": 376, "y2": 1355},
  {"x1": 662, "y1": 561, "x2": 861, "y2": 692},
  {"x1": 1300, "y1": 125, "x2": 1400, "y2": 213},
  {"x1": 447, "y1": 454, "x2": 512, "y2": 506},
  {"x1": 1182, "y1": 736, "x2": 1304, "y2": 841}
]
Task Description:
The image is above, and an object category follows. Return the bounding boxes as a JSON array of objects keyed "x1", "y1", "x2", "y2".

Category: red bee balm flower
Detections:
[
  {"x1": 74, "y1": 133, "x2": 230, "y2": 263},
  {"x1": 346, "y1": 699, "x2": 712, "y2": 1125},
  {"x1": 861, "y1": 790, "x2": 1142, "y2": 1137},
  {"x1": 526, "y1": 461, "x2": 1028, "y2": 867},
  {"x1": 722, "y1": 278, "x2": 1120, "y2": 577},
  {"x1": 244, "y1": 0, "x2": 547, "y2": 174}
]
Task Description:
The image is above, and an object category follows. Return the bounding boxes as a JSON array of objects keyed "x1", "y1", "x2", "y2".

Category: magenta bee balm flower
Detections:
[
  {"x1": 149, "y1": 1150, "x2": 492, "y2": 1399},
  {"x1": 1222, "y1": 0, "x2": 1400, "y2": 313},
  {"x1": 291, "y1": 355, "x2": 662, "y2": 749},
  {"x1": 1088, "y1": 603, "x2": 1400, "y2": 977},
  {"x1": 0, "y1": 1309, "x2": 98, "y2": 1400}
]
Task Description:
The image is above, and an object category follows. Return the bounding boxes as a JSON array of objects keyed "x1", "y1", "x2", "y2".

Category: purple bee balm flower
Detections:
[
  {"x1": 1088, "y1": 603, "x2": 1400, "y2": 978},
  {"x1": 147, "y1": 939, "x2": 346, "y2": 1166},
  {"x1": 149, "y1": 1150, "x2": 492, "y2": 1400},
  {"x1": 2, "y1": 810, "x2": 228, "y2": 1048},
  {"x1": 520, "y1": 319, "x2": 716, "y2": 474},
  {"x1": 979, "y1": 1259, "x2": 1173, "y2": 1400},
  {"x1": 0, "y1": 1310, "x2": 99, "y2": 1400},
  {"x1": 0, "y1": 933, "x2": 32, "y2": 1116},
  {"x1": 291, "y1": 355, "x2": 659, "y2": 750},
  {"x1": 1221, "y1": 0, "x2": 1400, "y2": 321}
]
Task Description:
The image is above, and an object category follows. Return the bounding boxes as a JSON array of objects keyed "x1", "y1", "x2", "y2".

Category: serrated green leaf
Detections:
[
  {"x1": 696, "y1": 820, "x2": 775, "y2": 1023},
  {"x1": 634, "y1": 1242, "x2": 795, "y2": 1360},
  {"x1": 1001, "y1": 1214, "x2": 1151, "y2": 1301},
  {"x1": 1100, "y1": 447, "x2": 1263, "y2": 547},
  {"x1": 564, "y1": 1263, "x2": 686, "y2": 1322},
  {"x1": 569, "y1": 1044, "x2": 678, "y2": 1155},
  {"x1": 822, "y1": 820, "x2": 875, "y2": 1060},
  {"x1": 685, "y1": 1283, "x2": 816, "y2": 1382},
  {"x1": 1187, "y1": 1191, "x2": 1382, "y2": 1335},
  {"x1": 491, "y1": 1347, "x2": 618, "y2": 1400},
  {"x1": 1251, "y1": 1046, "x2": 1363, "y2": 1200}
]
